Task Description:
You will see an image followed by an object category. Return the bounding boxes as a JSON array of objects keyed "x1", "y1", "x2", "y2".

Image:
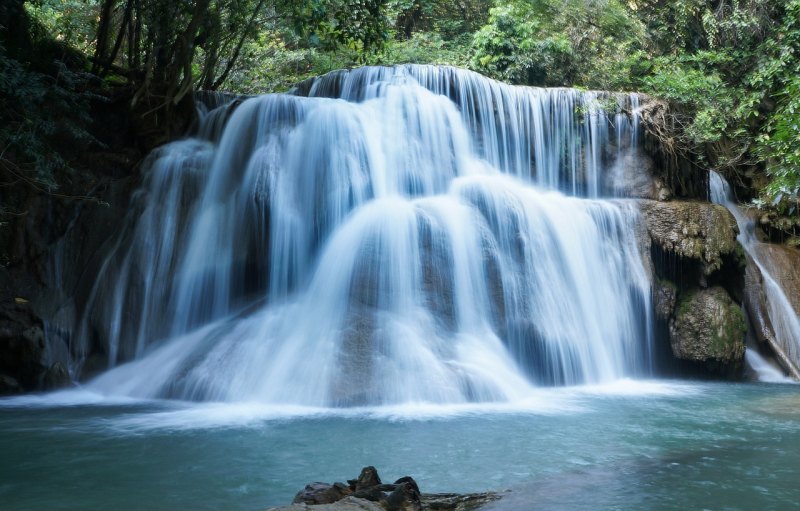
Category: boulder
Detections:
[
  {"x1": 637, "y1": 200, "x2": 739, "y2": 275},
  {"x1": 670, "y1": 287, "x2": 746, "y2": 368}
]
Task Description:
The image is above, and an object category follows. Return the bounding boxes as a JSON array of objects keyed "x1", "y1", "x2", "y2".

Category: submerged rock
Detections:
[
  {"x1": 638, "y1": 200, "x2": 739, "y2": 275},
  {"x1": 670, "y1": 287, "x2": 746, "y2": 369}
]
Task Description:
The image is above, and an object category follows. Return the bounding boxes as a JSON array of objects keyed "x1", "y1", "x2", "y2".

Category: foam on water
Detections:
[{"x1": 1, "y1": 379, "x2": 700, "y2": 434}]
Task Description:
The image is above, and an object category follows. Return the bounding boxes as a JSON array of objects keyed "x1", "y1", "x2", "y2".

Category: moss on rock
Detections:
[
  {"x1": 638, "y1": 200, "x2": 740, "y2": 275},
  {"x1": 669, "y1": 287, "x2": 746, "y2": 369}
]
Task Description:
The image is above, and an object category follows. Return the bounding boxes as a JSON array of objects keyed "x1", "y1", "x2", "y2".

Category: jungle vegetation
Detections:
[{"x1": 1, "y1": 0, "x2": 799, "y2": 215}]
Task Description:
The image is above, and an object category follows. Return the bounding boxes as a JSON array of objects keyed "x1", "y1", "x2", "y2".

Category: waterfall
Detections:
[
  {"x1": 709, "y1": 171, "x2": 799, "y2": 382},
  {"x1": 81, "y1": 65, "x2": 655, "y2": 405}
]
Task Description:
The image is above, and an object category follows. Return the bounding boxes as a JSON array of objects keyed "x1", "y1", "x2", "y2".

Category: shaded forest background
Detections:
[{"x1": 1, "y1": 0, "x2": 800, "y2": 234}]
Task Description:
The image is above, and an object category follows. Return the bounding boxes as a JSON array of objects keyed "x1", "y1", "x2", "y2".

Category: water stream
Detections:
[{"x1": 709, "y1": 171, "x2": 799, "y2": 381}]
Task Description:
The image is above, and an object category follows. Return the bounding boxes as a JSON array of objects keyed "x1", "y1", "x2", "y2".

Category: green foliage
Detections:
[
  {"x1": 469, "y1": 0, "x2": 645, "y2": 89},
  {"x1": 758, "y1": 77, "x2": 800, "y2": 204},
  {"x1": 8, "y1": 0, "x2": 800, "y2": 214},
  {"x1": 379, "y1": 31, "x2": 471, "y2": 67},
  {"x1": 24, "y1": 0, "x2": 98, "y2": 54},
  {"x1": 290, "y1": 0, "x2": 389, "y2": 56},
  {"x1": 386, "y1": 0, "x2": 490, "y2": 39},
  {"x1": 753, "y1": 0, "x2": 800, "y2": 207},
  {"x1": 0, "y1": 43, "x2": 99, "y2": 194},
  {"x1": 220, "y1": 30, "x2": 356, "y2": 93},
  {"x1": 643, "y1": 56, "x2": 741, "y2": 145},
  {"x1": 634, "y1": 0, "x2": 797, "y2": 191}
]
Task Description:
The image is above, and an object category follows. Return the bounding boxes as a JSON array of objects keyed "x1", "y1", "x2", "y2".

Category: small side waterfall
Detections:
[
  {"x1": 709, "y1": 171, "x2": 799, "y2": 382},
  {"x1": 78, "y1": 65, "x2": 655, "y2": 405}
]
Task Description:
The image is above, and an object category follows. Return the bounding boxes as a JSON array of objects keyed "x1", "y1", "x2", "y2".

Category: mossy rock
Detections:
[
  {"x1": 638, "y1": 200, "x2": 740, "y2": 275},
  {"x1": 670, "y1": 287, "x2": 746, "y2": 368}
]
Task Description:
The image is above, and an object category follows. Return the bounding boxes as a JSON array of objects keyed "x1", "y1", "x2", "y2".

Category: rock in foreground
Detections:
[{"x1": 267, "y1": 467, "x2": 499, "y2": 511}]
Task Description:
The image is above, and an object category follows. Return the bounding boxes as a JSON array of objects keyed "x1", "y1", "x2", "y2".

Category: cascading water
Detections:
[
  {"x1": 709, "y1": 171, "x2": 798, "y2": 382},
  {"x1": 79, "y1": 65, "x2": 655, "y2": 405}
]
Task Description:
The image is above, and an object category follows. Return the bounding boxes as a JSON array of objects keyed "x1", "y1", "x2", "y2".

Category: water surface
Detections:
[{"x1": 1, "y1": 380, "x2": 798, "y2": 510}]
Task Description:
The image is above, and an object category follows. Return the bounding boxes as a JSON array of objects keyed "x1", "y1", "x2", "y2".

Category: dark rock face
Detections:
[
  {"x1": 653, "y1": 279, "x2": 677, "y2": 321},
  {"x1": 0, "y1": 172, "x2": 138, "y2": 392},
  {"x1": 271, "y1": 467, "x2": 498, "y2": 511},
  {"x1": 43, "y1": 361, "x2": 71, "y2": 391},
  {"x1": 670, "y1": 287, "x2": 746, "y2": 370},
  {"x1": 0, "y1": 374, "x2": 22, "y2": 394},
  {"x1": 0, "y1": 304, "x2": 45, "y2": 394}
]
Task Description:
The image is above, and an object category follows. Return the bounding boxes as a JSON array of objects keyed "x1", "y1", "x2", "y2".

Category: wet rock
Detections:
[
  {"x1": 43, "y1": 362, "x2": 72, "y2": 391},
  {"x1": 350, "y1": 467, "x2": 382, "y2": 491},
  {"x1": 421, "y1": 493, "x2": 501, "y2": 511},
  {"x1": 294, "y1": 483, "x2": 353, "y2": 505},
  {"x1": 384, "y1": 480, "x2": 421, "y2": 511},
  {"x1": 608, "y1": 149, "x2": 673, "y2": 200},
  {"x1": 749, "y1": 244, "x2": 800, "y2": 314},
  {"x1": 670, "y1": 287, "x2": 746, "y2": 369},
  {"x1": 269, "y1": 496, "x2": 385, "y2": 511},
  {"x1": 744, "y1": 247, "x2": 800, "y2": 379},
  {"x1": 393, "y1": 477, "x2": 420, "y2": 496},
  {"x1": 653, "y1": 279, "x2": 677, "y2": 320},
  {"x1": 638, "y1": 200, "x2": 739, "y2": 275}
]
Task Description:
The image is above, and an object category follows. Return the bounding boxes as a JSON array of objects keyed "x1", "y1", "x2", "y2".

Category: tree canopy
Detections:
[{"x1": 2, "y1": 0, "x2": 800, "y2": 214}]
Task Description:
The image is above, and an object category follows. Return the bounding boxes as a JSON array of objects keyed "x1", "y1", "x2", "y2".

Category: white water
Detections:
[
  {"x1": 709, "y1": 171, "x2": 798, "y2": 382},
  {"x1": 75, "y1": 65, "x2": 655, "y2": 405}
]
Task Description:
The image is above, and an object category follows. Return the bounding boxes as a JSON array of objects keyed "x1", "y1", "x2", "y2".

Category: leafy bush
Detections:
[
  {"x1": 469, "y1": 0, "x2": 645, "y2": 89},
  {"x1": 0, "y1": 43, "x2": 99, "y2": 195}
]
